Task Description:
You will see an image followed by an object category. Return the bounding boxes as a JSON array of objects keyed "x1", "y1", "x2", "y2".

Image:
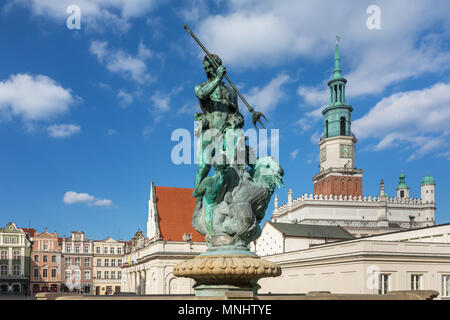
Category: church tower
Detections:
[
  {"x1": 313, "y1": 37, "x2": 363, "y2": 197},
  {"x1": 396, "y1": 171, "x2": 410, "y2": 199}
]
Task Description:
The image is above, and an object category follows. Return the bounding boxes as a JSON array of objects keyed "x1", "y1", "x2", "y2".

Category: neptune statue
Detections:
[
  {"x1": 191, "y1": 53, "x2": 284, "y2": 253},
  {"x1": 174, "y1": 26, "x2": 283, "y2": 297}
]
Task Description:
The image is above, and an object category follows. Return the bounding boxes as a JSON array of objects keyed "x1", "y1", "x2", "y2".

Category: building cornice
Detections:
[{"x1": 312, "y1": 167, "x2": 363, "y2": 182}]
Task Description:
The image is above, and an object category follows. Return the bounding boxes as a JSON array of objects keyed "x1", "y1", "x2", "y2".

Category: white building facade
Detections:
[
  {"x1": 258, "y1": 224, "x2": 450, "y2": 299},
  {"x1": 121, "y1": 183, "x2": 206, "y2": 295},
  {"x1": 273, "y1": 175, "x2": 436, "y2": 238},
  {"x1": 121, "y1": 240, "x2": 205, "y2": 295}
]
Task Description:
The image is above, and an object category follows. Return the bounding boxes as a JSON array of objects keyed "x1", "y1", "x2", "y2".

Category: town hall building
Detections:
[{"x1": 269, "y1": 39, "x2": 436, "y2": 238}]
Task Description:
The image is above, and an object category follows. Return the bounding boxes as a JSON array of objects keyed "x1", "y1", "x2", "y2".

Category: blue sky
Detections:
[{"x1": 0, "y1": 0, "x2": 449, "y2": 240}]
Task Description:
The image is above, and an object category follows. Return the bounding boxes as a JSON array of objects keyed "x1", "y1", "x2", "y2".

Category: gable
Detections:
[{"x1": 2, "y1": 222, "x2": 23, "y2": 234}]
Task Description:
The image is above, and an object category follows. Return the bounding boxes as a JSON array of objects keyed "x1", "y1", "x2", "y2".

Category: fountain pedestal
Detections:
[{"x1": 173, "y1": 252, "x2": 281, "y2": 297}]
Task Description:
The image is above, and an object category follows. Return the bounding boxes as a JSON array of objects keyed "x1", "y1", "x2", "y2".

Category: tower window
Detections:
[
  {"x1": 400, "y1": 190, "x2": 404, "y2": 198},
  {"x1": 340, "y1": 117, "x2": 346, "y2": 136},
  {"x1": 325, "y1": 120, "x2": 329, "y2": 138}
]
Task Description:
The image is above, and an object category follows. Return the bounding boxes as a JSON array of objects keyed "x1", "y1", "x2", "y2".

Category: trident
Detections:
[{"x1": 184, "y1": 24, "x2": 267, "y2": 129}]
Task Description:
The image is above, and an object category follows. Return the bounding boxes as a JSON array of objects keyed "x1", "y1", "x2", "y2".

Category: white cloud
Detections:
[
  {"x1": 177, "y1": 0, "x2": 210, "y2": 24},
  {"x1": 142, "y1": 125, "x2": 154, "y2": 137},
  {"x1": 90, "y1": 41, "x2": 108, "y2": 63},
  {"x1": 137, "y1": 40, "x2": 152, "y2": 60},
  {"x1": 10, "y1": 0, "x2": 161, "y2": 33},
  {"x1": 290, "y1": 148, "x2": 299, "y2": 159},
  {"x1": 353, "y1": 82, "x2": 450, "y2": 160},
  {"x1": 0, "y1": 73, "x2": 76, "y2": 122},
  {"x1": 90, "y1": 41, "x2": 153, "y2": 84},
  {"x1": 92, "y1": 199, "x2": 113, "y2": 207},
  {"x1": 178, "y1": 102, "x2": 200, "y2": 115},
  {"x1": 47, "y1": 124, "x2": 81, "y2": 138},
  {"x1": 245, "y1": 73, "x2": 290, "y2": 113},
  {"x1": 107, "y1": 129, "x2": 117, "y2": 135},
  {"x1": 150, "y1": 91, "x2": 171, "y2": 113},
  {"x1": 297, "y1": 108, "x2": 323, "y2": 136},
  {"x1": 150, "y1": 85, "x2": 185, "y2": 114},
  {"x1": 117, "y1": 90, "x2": 134, "y2": 107},
  {"x1": 195, "y1": 1, "x2": 450, "y2": 104},
  {"x1": 310, "y1": 131, "x2": 321, "y2": 145},
  {"x1": 297, "y1": 86, "x2": 328, "y2": 107},
  {"x1": 63, "y1": 191, "x2": 113, "y2": 207}
]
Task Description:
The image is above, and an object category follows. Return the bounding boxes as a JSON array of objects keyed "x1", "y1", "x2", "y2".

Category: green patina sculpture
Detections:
[{"x1": 192, "y1": 53, "x2": 284, "y2": 253}]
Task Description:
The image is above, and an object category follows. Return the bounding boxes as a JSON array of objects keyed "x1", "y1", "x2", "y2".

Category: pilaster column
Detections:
[
  {"x1": 145, "y1": 269, "x2": 151, "y2": 294},
  {"x1": 140, "y1": 270, "x2": 146, "y2": 295},
  {"x1": 136, "y1": 271, "x2": 141, "y2": 294}
]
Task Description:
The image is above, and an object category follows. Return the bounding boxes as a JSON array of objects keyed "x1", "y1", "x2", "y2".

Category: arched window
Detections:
[
  {"x1": 334, "y1": 86, "x2": 338, "y2": 103},
  {"x1": 400, "y1": 190, "x2": 404, "y2": 198},
  {"x1": 340, "y1": 117, "x2": 346, "y2": 136},
  {"x1": 325, "y1": 120, "x2": 329, "y2": 138}
]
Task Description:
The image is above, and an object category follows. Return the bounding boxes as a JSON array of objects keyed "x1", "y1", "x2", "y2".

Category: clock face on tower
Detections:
[
  {"x1": 340, "y1": 144, "x2": 352, "y2": 158},
  {"x1": 320, "y1": 147, "x2": 327, "y2": 162}
]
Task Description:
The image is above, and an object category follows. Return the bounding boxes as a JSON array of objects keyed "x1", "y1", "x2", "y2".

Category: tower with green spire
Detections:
[
  {"x1": 313, "y1": 37, "x2": 363, "y2": 197},
  {"x1": 322, "y1": 36, "x2": 353, "y2": 139}
]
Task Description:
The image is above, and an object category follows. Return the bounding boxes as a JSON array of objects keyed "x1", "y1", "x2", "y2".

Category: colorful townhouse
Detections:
[
  {"x1": 61, "y1": 231, "x2": 94, "y2": 294},
  {"x1": 93, "y1": 237, "x2": 126, "y2": 295},
  {"x1": 30, "y1": 228, "x2": 62, "y2": 293},
  {"x1": 0, "y1": 222, "x2": 32, "y2": 294}
]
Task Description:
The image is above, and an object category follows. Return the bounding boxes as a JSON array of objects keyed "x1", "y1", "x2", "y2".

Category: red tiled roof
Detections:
[
  {"x1": 21, "y1": 228, "x2": 36, "y2": 237},
  {"x1": 154, "y1": 186, "x2": 204, "y2": 242}
]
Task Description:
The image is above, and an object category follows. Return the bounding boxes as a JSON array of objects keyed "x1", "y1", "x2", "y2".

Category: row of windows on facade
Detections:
[
  {"x1": 1, "y1": 250, "x2": 21, "y2": 260},
  {"x1": 378, "y1": 273, "x2": 450, "y2": 297},
  {"x1": 95, "y1": 258, "x2": 122, "y2": 267},
  {"x1": 33, "y1": 254, "x2": 56, "y2": 263},
  {"x1": 95, "y1": 246, "x2": 122, "y2": 254},
  {"x1": 29, "y1": 256, "x2": 123, "y2": 267},
  {"x1": 32, "y1": 268, "x2": 122, "y2": 281},
  {"x1": 36, "y1": 243, "x2": 55, "y2": 251},
  {"x1": 0, "y1": 265, "x2": 21, "y2": 276},
  {"x1": 63, "y1": 245, "x2": 123, "y2": 254},
  {"x1": 33, "y1": 268, "x2": 57, "y2": 278},
  {"x1": 0, "y1": 236, "x2": 20, "y2": 244},
  {"x1": 49, "y1": 257, "x2": 124, "y2": 267},
  {"x1": 62, "y1": 270, "x2": 122, "y2": 280}
]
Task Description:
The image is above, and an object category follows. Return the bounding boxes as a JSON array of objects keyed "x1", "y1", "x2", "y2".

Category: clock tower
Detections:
[{"x1": 313, "y1": 37, "x2": 363, "y2": 197}]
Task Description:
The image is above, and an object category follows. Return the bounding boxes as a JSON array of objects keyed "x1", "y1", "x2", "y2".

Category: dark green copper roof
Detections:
[
  {"x1": 269, "y1": 222, "x2": 355, "y2": 240},
  {"x1": 421, "y1": 175, "x2": 435, "y2": 185}
]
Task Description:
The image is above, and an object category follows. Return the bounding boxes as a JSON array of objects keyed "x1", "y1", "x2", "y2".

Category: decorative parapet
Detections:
[
  {"x1": 296, "y1": 219, "x2": 431, "y2": 229},
  {"x1": 273, "y1": 193, "x2": 431, "y2": 215},
  {"x1": 299, "y1": 219, "x2": 379, "y2": 228}
]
